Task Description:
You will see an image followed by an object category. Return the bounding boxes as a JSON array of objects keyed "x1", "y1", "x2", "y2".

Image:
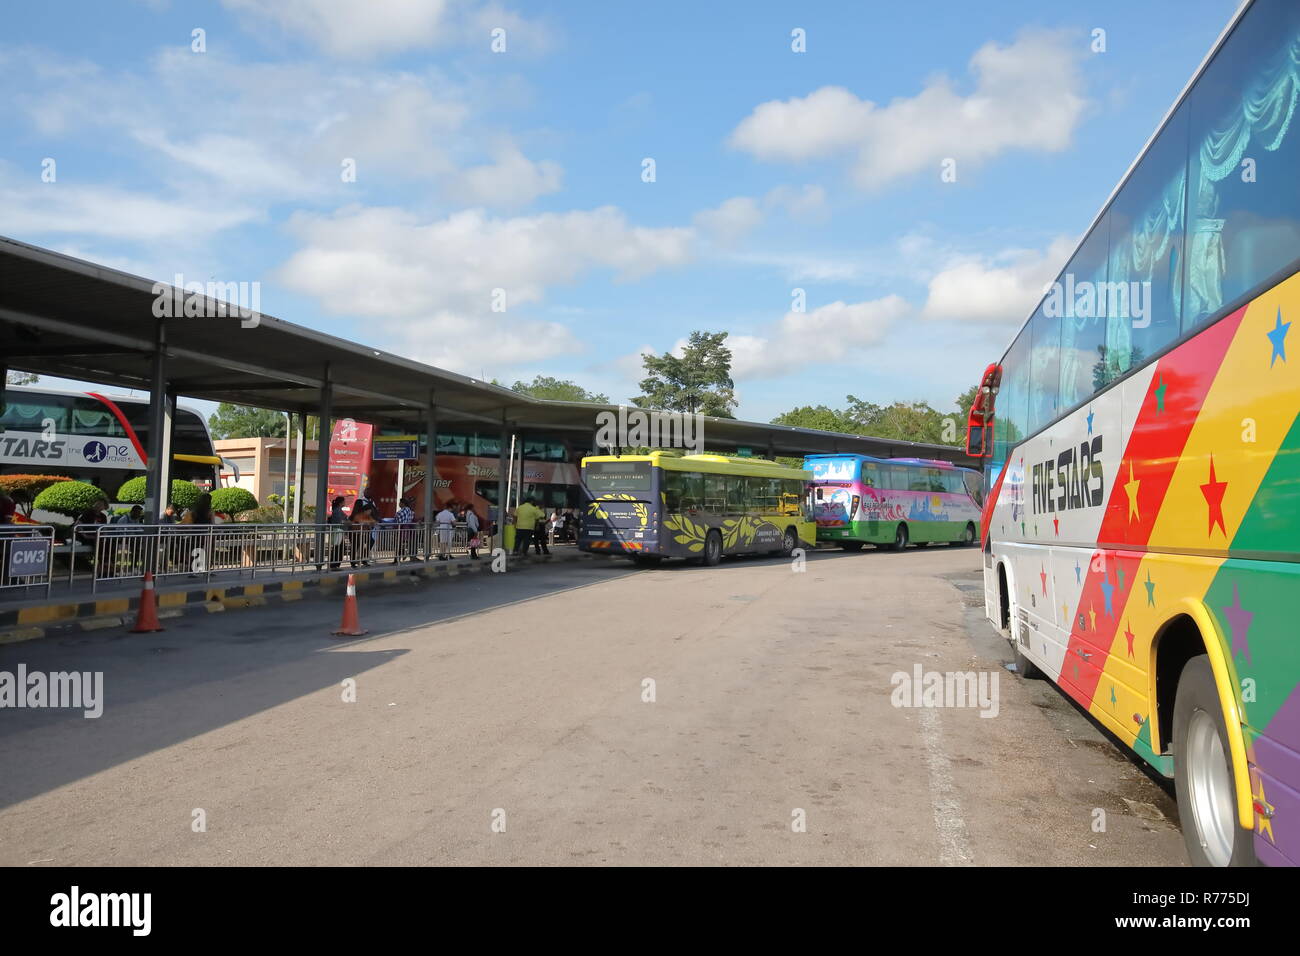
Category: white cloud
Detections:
[
  {"x1": 693, "y1": 196, "x2": 764, "y2": 245},
  {"x1": 764, "y1": 184, "x2": 827, "y2": 222},
  {"x1": 730, "y1": 295, "x2": 910, "y2": 379},
  {"x1": 452, "y1": 143, "x2": 563, "y2": 208},
  {"x1": 921, "y1": 237, "x2": 1074, "y2": 323},
  {"x1": 221, "y1": 0, "x2": 553, "y2": 60},
  {"x1": 730, "y1": 29, "x2": 1087, "y2": 189},
  {"x1": 0, "y1": 174, "x2": 260, "y2": 243},
  {"x1": 275, "y1": 205, "x2": 694, "y2": 369},
  {"x1": 222, "y1": 0, "x2": 455, "y2": 60}
]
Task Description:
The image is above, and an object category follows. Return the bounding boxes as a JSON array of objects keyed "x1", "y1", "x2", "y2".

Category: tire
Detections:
[
  {"x1": 959, "y1": 523, "x2": 976, "y2": 546},
  {"x1": 1173, "y1": 655, "x2": 1257, "y2": 867},
  {"x1": 1011, "y1": 633, "x2": 1042, "y2": 679},
  {"x1": 701, "y1": 529, "x2": 722, "y2": 567},
  {"x1": 779, "y1": 525, "x2": 797, "y2": 558},
  {"x1": 839, "y1": 541, "x2": 864, "y2": 552},
  {"x1": 891, "y1": 523, "x2": 909, "y2": 551}
]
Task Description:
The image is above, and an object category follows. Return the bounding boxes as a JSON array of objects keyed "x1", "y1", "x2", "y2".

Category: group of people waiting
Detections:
[
  {"x1": 327, "y1": 490, "x2": 486, "y2": 569},
  {"x1": 508, "y1": 501, "x2": 580, "y2": 555}
]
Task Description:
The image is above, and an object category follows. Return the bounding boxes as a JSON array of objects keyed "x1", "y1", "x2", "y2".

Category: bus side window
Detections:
[
  {"x1": 704, "y1": 474, "x2": 726, "y2": 513},
  {"x1": 928, "y1": 468, "x2": 946, "y2": 493},
  {"x1": 663, "y1": 471, "x2": 682, "y2": 512},
  {"x1": 886, "y1": 465, "x2": 908, "y2": 492},
  {"x1": 862, "y1": 463, "x2": 878, "y2": 488}
]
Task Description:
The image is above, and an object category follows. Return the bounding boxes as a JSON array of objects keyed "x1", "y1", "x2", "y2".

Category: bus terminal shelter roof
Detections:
[{"x1": 0, "y1": 234, "x2": 977, "y2": 466}]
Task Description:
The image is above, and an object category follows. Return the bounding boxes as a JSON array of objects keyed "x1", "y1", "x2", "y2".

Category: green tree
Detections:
[
  {"x1": 954, "y1": 385, "x2": 980, "y2": 417},
  {"x1": 509, "y1": 375, "x2": 609, "y2": 404},
  {"x1": 5, "y1": 371, "x2": 38, "y2": 385},
  {"x1": 633, "y1": 330, "x2": 737, "y2": 418},
  {"x1": 770, "y1": 405, "x2": 857, "y2": 434},
  {"x1": 207, "y1": 404, "x2": 320, "y2": 440}
]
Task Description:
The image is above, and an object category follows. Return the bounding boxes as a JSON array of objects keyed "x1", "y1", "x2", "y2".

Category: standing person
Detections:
[
  {"x1": 0, "y1": 492, "x2": 15, "y2": 525},
  {"x1": 394, "y1": 495, "x2": 418, "y2": 562},
  {"x1": 350, "y1": 496, "x2": 376, "y2": 567},
  {"x1": 160, "y1": 503, "x2": 179, "y2": 524},
  {"x1": 326, "y1": 496, "x2": 349, "y2": 569},
  {"x1": 179, "y1": 492, "x2": 215, "y2": 577},
  {"x1": 435, "y1": 501, "x2": 457, "y2": 560},
  {"x1": 462, "y1": 505, "x2": 482, "y2": 560},
  {"x1": 512, "y1": 498, "x2": 539, "y2": 556},
  {"x1": 533, "y1": 506, "x2": 550, "y2": 556}
]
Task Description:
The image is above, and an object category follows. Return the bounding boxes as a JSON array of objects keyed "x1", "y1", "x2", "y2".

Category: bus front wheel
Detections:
[
  {"x1": 891, "y1": 524, "x2": 909, "y2": 550},
  {"x1": 1173, "y1": 655, "x2": 1257, "y2": 867},
  {"x1": 701, "y1": 529, "x2": 723, "y2": 567}
]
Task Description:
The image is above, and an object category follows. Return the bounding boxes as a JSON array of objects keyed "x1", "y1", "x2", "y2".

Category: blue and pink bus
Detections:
[{"x1": 806, "y1": 454, "x2": 983, "y2": 551}]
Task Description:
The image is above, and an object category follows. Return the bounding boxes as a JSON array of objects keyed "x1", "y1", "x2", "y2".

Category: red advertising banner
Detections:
[{"x1": 326, "y1": 418, "x2": 374, "y2": 501}]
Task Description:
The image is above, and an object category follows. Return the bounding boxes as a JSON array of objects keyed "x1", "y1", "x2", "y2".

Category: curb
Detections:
[{"x1": 0, "y1": 549, "x2": 596, "y2": 645}]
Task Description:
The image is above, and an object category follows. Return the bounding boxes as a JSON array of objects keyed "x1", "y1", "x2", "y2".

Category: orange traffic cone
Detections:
[
  {"x1": 332, "y1": 574, "x2": 368, "y2": 637},
  {"x1": 130, "y1": 572, "x2": 165, "y2": 633}
]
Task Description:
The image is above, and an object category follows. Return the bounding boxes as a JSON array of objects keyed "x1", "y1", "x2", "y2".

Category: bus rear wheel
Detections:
[
  {"x1": 701, "y1": 529, "x2": 722, "y2": 567},
  {"x1": 839, "y1": 541, "x2": 864, "y2": 552},
  {"x1": 779, "y1": 526, "x2": 797, "y2": 558},
  {"x1": 1173, "y1": 655, "x2": 1257, "y2": 867},
  {"x1": 891, "y1": 524, "x2": 909, "y2": 550},
  {"x1": 960, "y1": 523, "x2": 976, "y2": 546}
]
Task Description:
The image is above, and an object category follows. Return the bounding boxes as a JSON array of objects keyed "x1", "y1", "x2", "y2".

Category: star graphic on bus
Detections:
[
  {"x1": 1267, "y1": 307, "x2": 1289, "y2": 367},
  {"x1": 1074, "y1": 559, "x2": 1082, "y2": 584},
  {"x1": 1200, "y1": 455, "x2": 1228, "y2": 537},
  {"x1": 1124, "y1": 461, "x2": 1140, "y2": 521},
  {"x1": 1154, "y1": 374, "x2": 1167, "y2": 414},
  {"x1": 1086, "y1": 406, "x2": 1094, "y2": 434},
  {"x1": 1144, "y1": 570, "x2": 1156, "y2": 607},
  {"x1": 1100, "y1": 574, "x2": 1115, "y2": 616},
  {"x1": 1124, "y1": 621, "x2": 1136, "y2": 658}
]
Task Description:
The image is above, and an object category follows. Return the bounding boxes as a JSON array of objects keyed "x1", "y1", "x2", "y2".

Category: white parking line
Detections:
[{"x1": 918, "y1": 706, "x2": 975, "y2": 866}]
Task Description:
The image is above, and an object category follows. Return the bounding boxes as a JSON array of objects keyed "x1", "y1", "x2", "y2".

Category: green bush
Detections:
[
  {"x1": 115, "y1": 476, "x2": 204, "y2": 510},
  {"x1": 0, "y1": 474, "x2": 71, "y2": 499},
  {"x1": 33, "y1": 480, "x2": 107, "y2": 518},
  {"x1": 236, "y1": 504, "x2": 317, "y2": 523},
  {"x1": 210, "y1": 487, "x2": 258, "y2": 516}
]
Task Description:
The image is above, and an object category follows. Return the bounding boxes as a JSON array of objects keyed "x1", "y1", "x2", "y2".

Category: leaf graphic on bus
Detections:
[{"x1": 665, "y1": 512, "x2": 707, "y2": 551}]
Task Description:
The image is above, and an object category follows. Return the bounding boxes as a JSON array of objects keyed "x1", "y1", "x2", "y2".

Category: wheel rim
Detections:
[
  {"x1": 896, "y1": 527, "x2": 906, "y2": 547},
  {"x1": 965, "y1": 525, "x2": 975, "y2": 544},
  {"x1": 784, "y1": 529, "x2": 796, "y2": 553},
  {"x1": 707, "y1": 534, "x2": 719, "y2": 561},
  {"x1": 1186, "y1": 708, "x2": 1236, "y2": 866}
]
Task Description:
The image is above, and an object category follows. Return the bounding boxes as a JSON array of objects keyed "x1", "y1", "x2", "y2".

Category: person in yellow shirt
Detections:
[{"x1": 512, "y1": 498, "x2": 542, "y2": 555}]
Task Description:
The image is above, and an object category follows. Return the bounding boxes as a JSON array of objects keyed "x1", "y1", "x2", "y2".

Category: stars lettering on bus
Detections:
[
  {"x1": 1124, "y1": 461, "x2": 1141, "y2": 522},
  {"x1": 1124, "y1": 620, "x2": 1135, "y2": 658},
  {"x1": 1144, "y1": 570, "x2": 1156, "y2": 607},
  {"x1": 1153, "y1": 374, "x2": 1167, "y2": 414},
  {"x1": 1267, "y1": 307, "x2": 1290, "y2": 367},
  {"x1": 1099, "y1": 573, "x2": 1115, "y2": 617},
  {"x1": 1220, "y1": 583, "x2": 1253, "y2": 666},
  {"x1": 1200, "y1": 455, "x2": 1229, "y2": 538}
]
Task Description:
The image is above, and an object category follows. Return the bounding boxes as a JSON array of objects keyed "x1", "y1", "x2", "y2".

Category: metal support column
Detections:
[{"x1": 144, "y1": 323, "x2": 174, "y2": 523}]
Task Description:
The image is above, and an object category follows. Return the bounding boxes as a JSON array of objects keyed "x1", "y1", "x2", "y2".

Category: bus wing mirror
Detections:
[{"x1": 965, "y1": 422, "x2": 991, "y2": 458}]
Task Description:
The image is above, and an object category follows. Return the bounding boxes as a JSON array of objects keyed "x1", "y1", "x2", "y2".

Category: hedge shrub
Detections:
[
  {"x1": 32, "y1": 480, "x2": 107, "y2": 518},
  {"x1": 115, "y1": 476, "x2": 204, "y2": 510},
  {"x1": 0, "y1": 474, "x2": 71, "y2": 499},
  {"x1": 210, "y1": 487, "x2": 258, "y2": 516}
]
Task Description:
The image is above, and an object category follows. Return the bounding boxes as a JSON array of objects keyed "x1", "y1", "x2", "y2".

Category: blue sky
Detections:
[{"x1": 1, "y1": 0, "x2": 1244, "y2": 421}]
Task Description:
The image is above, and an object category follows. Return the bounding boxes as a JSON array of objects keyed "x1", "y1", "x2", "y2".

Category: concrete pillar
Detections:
[
  {"x1": 314, "y1": 367, "x2": 333, "y2": 521},
  {"x1": 292, "y1": 410, "x2": 306, "y2": 523},
  {"x1": 423, "y1": 398, "x2": 437, "y2": 559},
  {"x1": 144, "y1": 323, "x2": 173, "y2": 522}
]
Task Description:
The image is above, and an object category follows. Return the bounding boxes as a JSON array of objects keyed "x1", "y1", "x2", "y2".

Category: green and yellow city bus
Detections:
[{"x1": 578, "y1": 452, "x2": 815, "y2": 566}]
